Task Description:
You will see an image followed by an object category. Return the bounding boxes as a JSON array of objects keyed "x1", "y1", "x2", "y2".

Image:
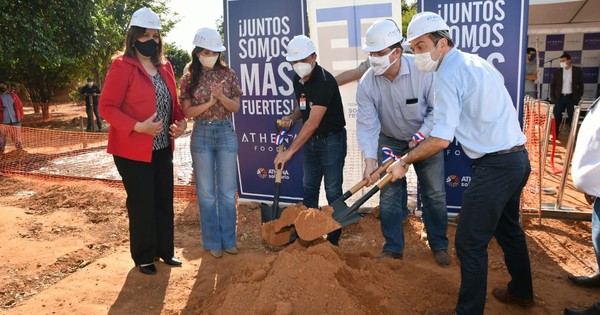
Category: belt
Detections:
[
  {"x1": 312, "y1": 129, "x2": 343, "y2": 140},
  {"x1": 562, "y1": 93, "x2": 572, "y2": 97},
  {"x1": 483, "y1": 145, "x2": 525, "y2": 157}
]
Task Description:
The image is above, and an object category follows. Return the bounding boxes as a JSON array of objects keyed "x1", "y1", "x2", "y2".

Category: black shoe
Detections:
[
  {"x1": 564, "y1": 305, "x2": 600, "y2": 315},
  {"x1": 138, "y1": 264, "x2": 156, "y2": 275},
  {"x1": 155, "y1": 257, "x2": 182, "y2": 266},
  {"x1": 568, "y1": 274, "x2": 600, "y2": 287}
]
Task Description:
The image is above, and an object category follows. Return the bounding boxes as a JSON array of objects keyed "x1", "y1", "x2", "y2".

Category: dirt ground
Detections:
[{"x1": 0, "y1": 103, "x2": 598, "y2": 315}]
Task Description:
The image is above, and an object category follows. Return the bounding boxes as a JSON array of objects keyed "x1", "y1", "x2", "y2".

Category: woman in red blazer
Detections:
[{"x1": 99, "y1": 7, "x2": 186, "y2": 275}]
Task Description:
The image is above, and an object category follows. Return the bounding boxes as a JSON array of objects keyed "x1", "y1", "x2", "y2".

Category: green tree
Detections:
[
  {"x1": 401, "y1": 1, "x2": 417, "y2": 37},
  {"x1": 164, "y1": 43, "x2": 191, "y2": 80},
  {"x1": 0, "y1": 0, "x2": 177, "y2": 118}
]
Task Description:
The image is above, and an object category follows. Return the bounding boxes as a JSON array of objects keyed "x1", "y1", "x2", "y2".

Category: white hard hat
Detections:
[
  {"x1": 362, "y1": 20, "x2": 403, "y2": 52},
  {"x1": 129, "y1": 7, "x2": 161, "y2": 29},
  {"x1": 406, "y1": 12, "x2": 450, "y2": 43},
  {"x1": 193, "y1": 27, "x2": 226, "y2": 52},
  {"x1": 286, "y1": 35, "x2": 316, "y2": 62}
]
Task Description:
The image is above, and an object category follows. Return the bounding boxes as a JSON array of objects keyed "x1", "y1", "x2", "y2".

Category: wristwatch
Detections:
[{"x1": 398, "y1": 158, "x2": 411, "y2": 169}]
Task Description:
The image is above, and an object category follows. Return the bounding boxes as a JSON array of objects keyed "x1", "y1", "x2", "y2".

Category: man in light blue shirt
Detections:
[
  {"x1": 388, "y1": 12, "x2": 533, "y2": 315},
  {"x1": 356, "y1": 20, "x2": 449, "y2": 266}
]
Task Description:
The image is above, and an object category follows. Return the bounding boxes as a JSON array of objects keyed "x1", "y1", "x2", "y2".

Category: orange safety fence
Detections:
[
  {"x1": 521, "y1": 98, "x2": 552, "y2": 217},
  {"x1": 0, "y1": 125, "x2": 196, "y2": 198}
]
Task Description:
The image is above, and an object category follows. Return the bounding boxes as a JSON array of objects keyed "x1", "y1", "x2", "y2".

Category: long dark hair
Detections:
[
  {"x1": 123, "y1": 26, "x2": 165, "y2": 67},
  {"x1": 185, "y1": 47, "x2": 227, "y2": 97}
]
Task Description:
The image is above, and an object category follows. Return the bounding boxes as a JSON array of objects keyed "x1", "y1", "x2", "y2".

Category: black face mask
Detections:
[
  {"x1": 0, "y1": 87, "x2": 7, "y2": 93},
  {"x1": 135, "y1": 40, "x2": 159, "y2": 57},
  {"x1": 528, "y1": 54, "x2": 535, "y2": 62}
]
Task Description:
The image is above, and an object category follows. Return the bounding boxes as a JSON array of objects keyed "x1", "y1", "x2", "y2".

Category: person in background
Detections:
[
  {"x1": 179, "y1": 27, "x2": 242, "y2": 259},
  {"x1": 551, "y1": 52, "x2": 584, "y2": 135},
  {"x1": 81, "y1": 77, "x2": 102, "y2": 131},
  {"x1": 525, "y1": 47, "x2": 538, "y2": 98},
  {"x1": 356, "y1": 20, "x2": 449, "y2": 266},
  {"x1": 0, "y1": 81, "x2": 24, "y2": 154},
  {"x1": 274, "y1": 35, "x2": 347, "y2": 245},
  {"x1": 388, "y1": 12, "x2": 533, "y2": 315},
  {"x1": 563, "y1": 96, "x2": 600, "y2": 315},
  {"x1": 335, "y1": 59, "x2": 370, "y2": 86},
  {"x1": 99, "y1": 7, "x2": 186, "y2": 275}
]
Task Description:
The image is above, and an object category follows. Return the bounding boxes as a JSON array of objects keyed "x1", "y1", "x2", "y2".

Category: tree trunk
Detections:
[
  {"x1": 32, "y1": 102, "x2": 41, "y2": 114},
  {"x1": 42, "y1": 101, "x2": 50, "y2": 119}
]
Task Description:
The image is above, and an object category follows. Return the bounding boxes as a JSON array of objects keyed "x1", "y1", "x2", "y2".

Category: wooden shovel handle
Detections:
[
  {"x1": 347, "y1": 158, "x2": 394, "y2": 195},
  {"x1": 275, "y1": 144, "x2": 284, "y2": 182}
]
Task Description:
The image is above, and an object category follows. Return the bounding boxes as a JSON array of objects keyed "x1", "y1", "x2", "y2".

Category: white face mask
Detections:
[
  {"x1": 560, "y1": 61, "x2": 568, "y2": 69},
  {"x1": 199, "y1": 55, "x2": 219, "y2": 68},
  {"x1": 369, "y1": 49, "x2": 397, "y2": 76},
  {"x1": 414, "y1": 42, "x2": 441, "y2": 72},
  {"x1": 293, "y1": 62, "x2": 313, "y2": 78}
]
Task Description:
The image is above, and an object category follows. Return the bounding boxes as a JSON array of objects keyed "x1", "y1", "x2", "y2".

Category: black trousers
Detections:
[{"x1": 114, "y1": 147, "x2": 175, "y2": 265}]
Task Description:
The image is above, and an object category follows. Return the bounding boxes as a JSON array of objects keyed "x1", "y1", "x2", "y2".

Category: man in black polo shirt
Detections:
[{"x1": 274, "y1": 35, "x2": 347, "y2": 245}]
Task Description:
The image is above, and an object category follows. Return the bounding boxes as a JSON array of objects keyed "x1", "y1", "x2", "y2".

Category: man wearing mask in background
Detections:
[
  {"x1": 274, "y1": 35, "x2": 347, "y2": 246},
  {"x1": 0, "y1": 82, "x2": 24, "y2": 154},
  {"x1": 525, "y1": 47, "x2": 538, "y2": 98},
  {"x1": 388, "y1": 12, "x2": 533, "y2": 315},
  {"x1": 550, "y1": 52, "x2": 583, "y2": 136},
  {"x1": 81, "y1": 77, "x2": 102, "y2": 132},
  {"x1": 356, "y1": 20, "x2": 449, "y2": 266}
]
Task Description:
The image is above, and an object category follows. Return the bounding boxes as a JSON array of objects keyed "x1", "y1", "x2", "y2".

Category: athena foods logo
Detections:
[
  {"x1": 256, "y1": 168, "x2": 268, "y2": 179},
  {"x1": 446, "y1": 175, "x2": 471, "y2": 188},
  {"x1": 256, "y1": 168, "x2": 291, "y2": 180},
  {"x1": 446, "y1": 175, "x2": 460, "y2": 187}
]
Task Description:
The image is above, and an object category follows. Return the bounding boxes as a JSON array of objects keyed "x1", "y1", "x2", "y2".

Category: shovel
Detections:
[
  {"x1": 329, "y1": 146, "x2": 413, "y2": 225},
  {"x1": 260, "y1": 120, "x2": 291, "y2": 223}
]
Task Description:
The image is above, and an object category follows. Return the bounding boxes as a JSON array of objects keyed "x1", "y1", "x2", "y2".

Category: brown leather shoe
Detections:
[
  {"x1": 568, "y1": 274, "x2": 600, "y2": 288},
  {"x1": 433, "y1": 250, "x2": 451, "y2": 267},
  {"x1": 377, "y1": 251, "x2": 403, "y2": 260},
  {"x1": 492, "y1": 287, "x2": 534, "y2": 307}
]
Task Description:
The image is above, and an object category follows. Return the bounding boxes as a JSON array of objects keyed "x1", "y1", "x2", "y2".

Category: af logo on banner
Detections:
[
  {"x1": 224, "y1": 0, "x2": 308, "y2": 203},
  {"x1": 306, "y1": 0, "x2": 402, "y2": 207},
  {"x1": 418, "y1": 0, "x2": 529, "y2": 212}
]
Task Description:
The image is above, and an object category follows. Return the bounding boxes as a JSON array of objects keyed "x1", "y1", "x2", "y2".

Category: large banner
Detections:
[
  {"x1": 418, "y1": 0, "x2": 529, "y2": 212},
  {"x1": 307, "y1": 0, "x2": 403, "y2": 208},
  {"x1": 225, "y1": 0, "x2": 307, "y2": 203}
]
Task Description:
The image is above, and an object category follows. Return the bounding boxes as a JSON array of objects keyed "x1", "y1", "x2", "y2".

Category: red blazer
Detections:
[
  {"x1": 99, "y1": 55, "x2": 185, "y2": 162},
  {"x1": 0, "y1": 91, "x2": 25, "y2": 122}
]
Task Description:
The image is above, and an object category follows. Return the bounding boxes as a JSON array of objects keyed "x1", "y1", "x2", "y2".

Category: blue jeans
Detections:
[
  {"x1": 190, "y1": 120, "x2": 238, "y2": 251},
  {"x1": 553, "y1": 95, "x2": 575, "y2": 132},
  {"x1": 455, "y1": 150, "x2": 532, "y2": 315},
  {"x1": 378, "y1": 134, "x2": 448, "y2": 254},
  {"x1": 592, "y1": 199, "x2": 600, "y2": 272},
  {"x1": 0, "y1": 122, "x2": 23, "y2": 152},
  {"x1": 303, "y1": 129, "x2": 347, "y2": 243}
]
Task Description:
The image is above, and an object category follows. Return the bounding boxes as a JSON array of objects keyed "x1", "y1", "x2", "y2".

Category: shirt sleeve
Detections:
[
  {"x1": 417, "y1": 72, "x2": 435, "y2": 137},
  {"x1": 356, "y1": 78, "x2": 381, "y2": 160},
  {"x1": 98, "y1": 59, "x2": 138, "y2": 134},
  {"x1": 430, "y1": 74, "x2": 460, "y2": 141},
  {"x1": 179, "y1": 74, "x2": 191, "y2": 101},
  {"x1": 226, "y1": 69, "x2": 243, "y2": 99}
]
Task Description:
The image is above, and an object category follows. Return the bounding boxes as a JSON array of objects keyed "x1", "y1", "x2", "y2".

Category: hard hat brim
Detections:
[{"x1": 195, "y1": 45, "x2": 226, "y2": 52}]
